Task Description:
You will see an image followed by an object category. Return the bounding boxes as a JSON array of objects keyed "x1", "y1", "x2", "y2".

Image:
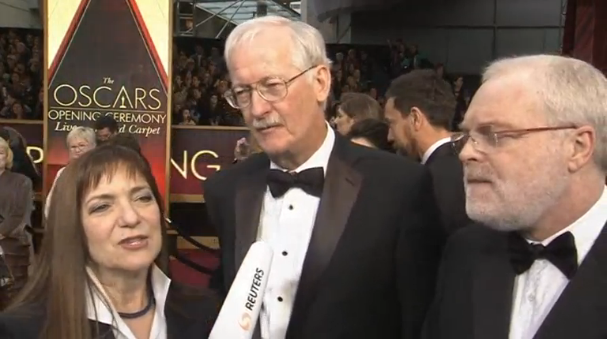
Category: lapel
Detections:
[
  {"x1": 287, "y1": 136, "x2": 363, "y2": 337},
  {"x1": 89, "y1": 321, "x2": 115, "y2": 339},
  {"x1": 164, "y1": 285, "x2": 216, "y2": 339},
  {"x1": 534, "y1": 221, "x2": 607, "y2": 339},
  {"x1": 425, "y1": 143, "x2": 453, "y2": 166},
  {"x1": 473, "y1": 231, "x2": 516, "y2": 339},
  {"x1": 234, "y1": 155, "x2": 270, "y2": 272}
]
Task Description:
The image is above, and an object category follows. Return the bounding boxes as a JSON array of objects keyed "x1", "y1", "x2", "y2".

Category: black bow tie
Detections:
[
  {"x1": 267, "y1": 167, "x2": 324, "y2": 198},
  {"x1": 508, "y1": 231, "x2": 578, "y2": 279}
]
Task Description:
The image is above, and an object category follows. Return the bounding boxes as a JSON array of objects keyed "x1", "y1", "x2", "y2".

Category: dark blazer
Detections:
[
  {"x1": 0, "y1": 170, "x2": 32, "y2": 237},
  {"x1": 423, "y1": 222, "x2": 607, "y2": 339},
  {"x1": 425, "y1": 143, "x2": 470, "y2": 235},
  {"x1": 205, "y1": 135, "x2": 444, "y2": 339},
  {"x1": 0, "y1": 283, "x2": 218, "y2": 339}
]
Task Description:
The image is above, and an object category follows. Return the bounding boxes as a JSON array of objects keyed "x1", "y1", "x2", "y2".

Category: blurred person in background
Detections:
[
  {"x1": 0, "y1": 145, "x2": 218, "y2": 339},
  {"x1": 45, "y1": 126, "x2": 96, "y2": 218},
  {"x1": 451, "y1": 75, "x2": 469, "y2": 130},
  {"x1": 0, "y1": 137, "x2": 33, "y2": 309},
  {"x1": 385, "y1": 69, "x2": 469, "y2": 235},
  {"x1": 333, "y1": 92, "x2": 382, "y2": 135},
  {"x1": 232, "y1": 134, "x2": 262, "y2": 164},
  {"x1": 94, "y1": 115, "x2": 119, "y2": 143},
  {"x1": 179, "y1": 108, "x2": 197, "y2": 125},
  {"x1": 105, "y1": 133, "x2": 142, "y2": 155},
  {"x1": 0, "y1": 127, "x2": 39, "y2": 188},
  {"x1": 346, "y1": 118, "x2": 393, "y2": 152}
]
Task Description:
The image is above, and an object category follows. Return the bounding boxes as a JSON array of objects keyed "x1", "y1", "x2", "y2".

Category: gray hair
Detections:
[
  {"x1": 224, "y1": 16, "x2": 331, "y2": 77},
  {"x1": 483, "y1": 55, "x2": 607, "y2": 173},
  {"x1": 66, "y1": 126, "x2": 96, "y2": 147}
]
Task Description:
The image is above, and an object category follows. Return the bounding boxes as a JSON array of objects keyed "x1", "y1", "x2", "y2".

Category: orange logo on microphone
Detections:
[{"x1": 239, "y1": 313, "x2": 251, "y2": 331}]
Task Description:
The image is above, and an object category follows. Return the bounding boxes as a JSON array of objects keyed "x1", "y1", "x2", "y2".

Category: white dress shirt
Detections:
[
  {"x1": 257, "y1": 125, "x2": 335, "y2": 339},
  {"x1": 421, "y1": 137, "x2": 451, "y2": 164},
  {"x1": 508, "y1": 187, "x2": 607, "y2": 339},
  {"x1": 86, "y1": 265, "x2": 172, "y2": 339}
]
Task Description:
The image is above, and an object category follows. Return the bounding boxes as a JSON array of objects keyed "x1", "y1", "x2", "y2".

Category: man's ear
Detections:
[
  {"x1": 313, "y1": 65, "x2": 331, "y2": 103},
  {"x1": 567, "y1": 125, "x2": 595, "y2": 173},
  {"x1": 409, "y1": 107, "x2": 426, "y2": 131}
]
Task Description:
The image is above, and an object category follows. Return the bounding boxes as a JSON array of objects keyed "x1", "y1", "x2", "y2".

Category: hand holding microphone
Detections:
[{"x1": 209, "y1": 241, "x2": 273, "y2": 339}]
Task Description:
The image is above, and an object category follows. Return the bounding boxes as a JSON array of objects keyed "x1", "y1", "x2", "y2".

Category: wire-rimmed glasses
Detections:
[
  {"x1": 223, "y1": 65, "x2": 318, "y2": 109},
  {"x1": 451, "y1": 125, "x2": 576, "y2": 154}
]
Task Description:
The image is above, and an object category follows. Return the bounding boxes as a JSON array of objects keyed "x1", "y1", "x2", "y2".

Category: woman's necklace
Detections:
[{"x1": 118, "y1": 288, "x2": 156, "y2": 319}]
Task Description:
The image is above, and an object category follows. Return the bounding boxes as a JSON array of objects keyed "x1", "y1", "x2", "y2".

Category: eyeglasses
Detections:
[
  {"x1": 69, "y1": 142, "x2": 90, "y2": 151},
  {"x1": 223, "y1": 65, "x2": 318, "y2": 109},
  {"x1": 451, "y1": 125, "x2": 576, "y2": 154}
]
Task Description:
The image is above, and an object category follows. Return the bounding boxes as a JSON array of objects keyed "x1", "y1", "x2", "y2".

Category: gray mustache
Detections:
[
  {"x1": 464, "y1": 167, "x2": 493, "y2": 182},
  {"x1": 252, "y1": 116, "x2": 283, "y2": 129}
]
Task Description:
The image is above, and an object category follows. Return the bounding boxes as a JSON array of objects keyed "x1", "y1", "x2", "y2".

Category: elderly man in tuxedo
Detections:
[
  {"x1": 204, "y1": 16, "x2": 443, "y2": 339},
  {"x1": 423, "y1": 55, "x2": 607, "y2": 339}
]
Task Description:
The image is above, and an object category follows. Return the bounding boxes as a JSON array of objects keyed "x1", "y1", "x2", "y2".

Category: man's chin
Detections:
[
  {"x1": 257, "y1": 138, "x2": 289, "y2": 157},
  {"x1": 395, "y1": 147, "x2": 419, "y2": 161}
]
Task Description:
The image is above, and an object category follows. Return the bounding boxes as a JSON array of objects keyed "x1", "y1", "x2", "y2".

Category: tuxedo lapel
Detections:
[
  {"x1": 534, "y1": 222, "x2": 607, "y2": 339},
  {"x1": 166, "y1": 306, "x2": 194, "y2": 339},
  {"x1": 473, "y1": 233, "x2": 516, "y2": 339},
  {"x1": 425, "y1": 143, "x2": 453, "y2": 166},
  {"x1": 234, "y1": 159, "x2": 269, "y2": 272},
  {"x1": 287, "y1": 137, "x2": 362, "y2": 337}
]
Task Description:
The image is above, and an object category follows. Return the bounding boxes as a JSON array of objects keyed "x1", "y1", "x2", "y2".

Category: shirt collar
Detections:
[
  {"x1": 536, "y1": 186, "x2": 607, "y2": 264},
  {"x1": 85, "y1": 264, "x2": 172, "y2": 325},
  {"x1": 270, "y1": 122, "x2": 335, "y2": 175},
  {"x1": 421, "y1": 137, "x2": 451, "y2": 164}
]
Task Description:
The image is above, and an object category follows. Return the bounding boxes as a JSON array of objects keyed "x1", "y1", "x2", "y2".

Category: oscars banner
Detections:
[
  {"x1": 4, "y1": 121, "x2": 247, "y2": 203},
  {"x1": 44, "y1": 0, "x2": 172, "y2": 205},
  {"x1": 170, "y1": 127, "x2": 248, "y2": 202}
]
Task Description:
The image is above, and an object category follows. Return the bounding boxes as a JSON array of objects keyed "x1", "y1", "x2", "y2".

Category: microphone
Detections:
[{"x1": 209, "y1": 241, "x2": 273, "y2": 339}]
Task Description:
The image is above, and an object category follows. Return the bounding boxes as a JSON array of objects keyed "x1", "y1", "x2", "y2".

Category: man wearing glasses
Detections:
[
  {"x1": 204, "y1": 16, "x2": 443, "y2": 339},
  {"x1": 423, "y1": 55, "x2": 607, "y2": 339}
]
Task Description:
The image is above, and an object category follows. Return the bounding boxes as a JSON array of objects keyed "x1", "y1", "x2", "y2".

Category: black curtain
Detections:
[{"x1": 312, "y1": 0, "x2": 402, "y2": 22}]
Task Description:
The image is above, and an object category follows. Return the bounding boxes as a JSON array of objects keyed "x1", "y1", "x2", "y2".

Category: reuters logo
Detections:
[{"x1": 239, "y1": 313, "x2": 251, "y2": 331}]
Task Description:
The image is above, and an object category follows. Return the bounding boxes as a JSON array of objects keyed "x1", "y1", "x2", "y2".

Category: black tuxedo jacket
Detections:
[
  {"x1": 0, "y1": 283, "x2": 218, "y2": 339},
  {"x1": 424, "y1": 223, "x2": 607, "y2": 339},
  {"x1": 424, "y1": 143, "x2": 469, "y2": 235},
  {"x1": 205, "y1": 135, "x2": 445, "y2": 339}
]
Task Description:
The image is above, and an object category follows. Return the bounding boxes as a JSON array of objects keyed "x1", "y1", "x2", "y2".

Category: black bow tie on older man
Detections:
[
  {"x1": 508, "y1": 231, "x2": 578, "y2": 279},
  {"x1": 267, "y1": 167, "x2": 325, "y2": 198}
]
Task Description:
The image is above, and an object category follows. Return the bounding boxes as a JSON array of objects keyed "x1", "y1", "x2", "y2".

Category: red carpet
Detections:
[{"x1": 169, "y1": 249, "x2": 219, "y2": 287}]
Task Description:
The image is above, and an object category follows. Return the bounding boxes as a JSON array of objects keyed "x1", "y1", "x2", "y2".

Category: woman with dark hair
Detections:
[
  {"x1": 104, "y1": 133, "x2": 142, "y2": 154},
  {"x1": 346, "y1": 119, "x2": 393, "y2": 152},
  {"x1": 333, "y1": 93, "x2": 382, "y2": 135},
  {"x1": 0, "y1": 145, "x2": 218, "y2": 339}
]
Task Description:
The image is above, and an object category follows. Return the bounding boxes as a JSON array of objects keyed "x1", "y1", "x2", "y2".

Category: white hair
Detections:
[
  {"x1": 66, "y1": 126, "x2": 96, "y2": 147},
  {"x1": 224, "y1": 16, "x2": 331, "y2": 77},
  {"x1": 483, "y1": 54, "x2": 607, "y2": 173}
]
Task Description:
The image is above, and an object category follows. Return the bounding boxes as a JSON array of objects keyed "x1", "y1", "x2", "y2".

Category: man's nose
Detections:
[
  {"x1": 387, "y1": 129, "x2": 395, "y2": 143},
  {"x1": 458, "y1": 137, "x2": 481, "y2": 163},
  {"x1": 249, "y1": 91, "x2": 272, "y2": 118}
]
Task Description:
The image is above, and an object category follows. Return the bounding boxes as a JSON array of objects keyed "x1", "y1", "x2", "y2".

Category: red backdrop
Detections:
[{"x1": 1, "y1": 121, "x2": 247, "y2": 202}]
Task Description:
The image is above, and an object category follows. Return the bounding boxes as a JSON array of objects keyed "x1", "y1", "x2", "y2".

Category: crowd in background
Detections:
[
  {"x1": 0, "y1": 29, "x2": 43, "y2": 120},
  {"x1": 0, "y1": 29, "x2": 476, "y2": 130}
]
